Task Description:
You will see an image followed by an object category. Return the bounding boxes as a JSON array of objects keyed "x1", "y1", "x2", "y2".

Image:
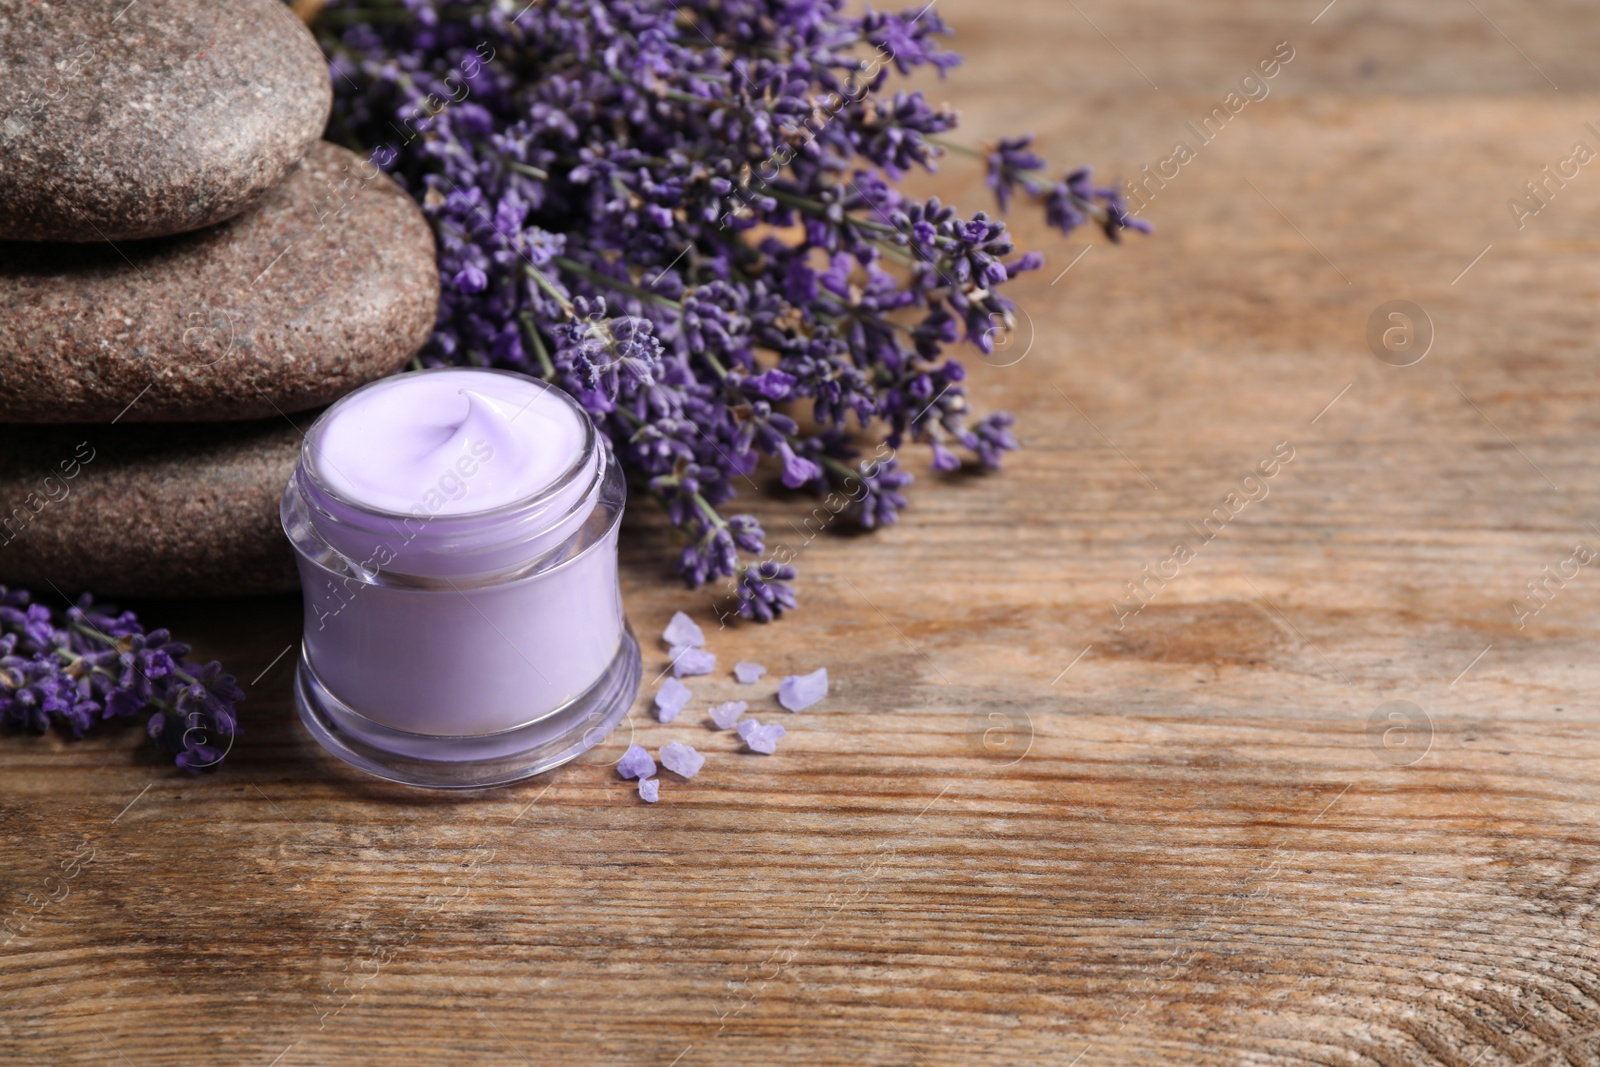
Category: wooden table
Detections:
[{"x1": 7, "y1": 2, "x2": 1600, "y2": 1063}]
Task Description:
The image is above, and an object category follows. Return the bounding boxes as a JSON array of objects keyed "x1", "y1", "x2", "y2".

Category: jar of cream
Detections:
[{"x1": 280, "y1": 367, "x2": 641, "y2": 788}]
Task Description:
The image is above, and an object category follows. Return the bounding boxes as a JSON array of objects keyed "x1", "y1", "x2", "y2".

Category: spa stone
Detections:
[
  {"x1": 0, "y1": 419, "x2": 301, "y2": 597},
  {"x1": 0, "y1": 0, "x2": 331, "y2": 242},
  {"x1": 0, "y1": 143, "x2": 438, "y2": 423}
]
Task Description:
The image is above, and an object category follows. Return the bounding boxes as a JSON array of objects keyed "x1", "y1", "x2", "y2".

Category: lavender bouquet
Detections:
[
  {"x1": 3, "y1": 0, "x2": 1142, "y2": 772},
  {"x1": 310, "y1": 0, "x2": 1146, "y2": 620},
  {"x1": 0, "y1": 588, "x2": 243, "y2": 771}
]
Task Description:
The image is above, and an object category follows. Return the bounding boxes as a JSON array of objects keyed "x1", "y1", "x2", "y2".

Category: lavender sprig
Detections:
[
  {"x1": 311, "y1": 0, "x2": 1146, "y2": 619},
  {"x1": 0, "y1": 587, "x2": 243, "y2": 772},
  {"x1": 977, "y1": 135, "x2": 1153, "y2": 241}
]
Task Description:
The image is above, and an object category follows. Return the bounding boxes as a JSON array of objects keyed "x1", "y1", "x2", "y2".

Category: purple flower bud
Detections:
[
  {"x1": 453, "y1": 265, "x2": 489, "y2": 293},
  {"x1": 778, "y1": 443, "x2": 822, "y2": 489}
]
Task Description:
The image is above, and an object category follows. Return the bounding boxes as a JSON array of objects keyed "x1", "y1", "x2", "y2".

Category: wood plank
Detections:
[{"x1": 6, "y1": 3, "x2": 1600, "y2": 1064}]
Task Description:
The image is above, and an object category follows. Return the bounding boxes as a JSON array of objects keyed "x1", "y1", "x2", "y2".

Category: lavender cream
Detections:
[{"x1": 281, "y1": 367, "x2": 641, "y2": 787}]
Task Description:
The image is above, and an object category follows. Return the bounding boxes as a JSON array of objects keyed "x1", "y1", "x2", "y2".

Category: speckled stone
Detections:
[
  {"x1": 0, "y1": 142, "x2": 439, "y2": 423},
  {"x1": 0, "y1": 419, "x2": 302, "y2": 597},
  {"x1": 0, "y1": 0, "x2": 331, "y2": 242}
]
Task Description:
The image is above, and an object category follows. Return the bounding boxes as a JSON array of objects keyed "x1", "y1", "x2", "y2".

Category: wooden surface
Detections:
[{"x1": 8, "y1": 3, "x2": 1600, "y2": 1064}]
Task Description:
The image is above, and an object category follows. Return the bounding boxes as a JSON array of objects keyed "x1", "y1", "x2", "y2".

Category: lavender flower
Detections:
[
  {"x1": 311, "y1": 0, "x2": 1144, "y2": 620},
  {"x1": 985, "y1": 136, "x2": 1046, "y2": 212},
  {"x1": 0, "y1": 586, "x2": 242, "y2": 772}
]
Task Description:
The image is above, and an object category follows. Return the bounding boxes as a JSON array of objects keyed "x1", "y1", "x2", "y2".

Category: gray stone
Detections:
[
  {"x1": 0, "y1": 142, "x2": 439, "y2": 423},
  {"x1": 0, "y1": 0, "x2": 331, "y2": 242},
  {"x1": 0, "y1": 419, "x2": 303, "y2": 597}
]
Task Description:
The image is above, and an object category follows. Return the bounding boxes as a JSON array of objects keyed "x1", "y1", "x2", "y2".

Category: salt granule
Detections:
[
  {"x1": 778, "y1": 667, "x2": 828, "y2": 712},
  {"x1": 638, "y1": 778, "x2": 660, "y2": 803},
  {"x1": 671, "y1": 645, "x2": 716, "y2": 678},
  {"x1": 709, "y1": 700, "x2": 747, "y2": 730},
  {"x1": 616, "y1": 744, "x2": 656, "y2": 780},
  {"x1": 662, "y1": 610, "x2": 706, "y2": 649},
  {"x1": 660, "y1": 741, "x2": 705, "y2": 779},
  {"x1": 735, "y1": 718, "x2": 787, "y2": 755},
  {"x1": 655, "y1": 677, "x2": 692, "y2": 722},
  {"x1": 733, "y1": 662, "x2": 766, "y2": 684}
]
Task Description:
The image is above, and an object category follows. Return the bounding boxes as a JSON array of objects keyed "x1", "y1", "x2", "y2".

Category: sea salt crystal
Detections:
[
  {"x1": 736, "y1": 718, "x2": 787, "y2": 755},
  {"x1": 672, "y1": 645, "x2": 716, "y2": 677},
  {"x1": 778, "y1": 667, "x2": 828, "y2": 712},
  {"x1": 638, "y1": 778, "x2": 660, "y2": 803},
  {"x1": 655, "y1": 677, "x2": 692, "y2": 722},
  {"x1": 709, "y1": 700, "x2": 748, "y2": 730},
  {"x1": 662, "y1": 611, "x2": 705, "y2": 649},
  {"x1": 617, "y1": 744, "x2": 656, "y2": 780},
  {"x1": 660, "y1": 741, "x2": 705, "y2": 779},
  {"x1": 733, "y1": 662, "x2": 766, "y2": 684}
]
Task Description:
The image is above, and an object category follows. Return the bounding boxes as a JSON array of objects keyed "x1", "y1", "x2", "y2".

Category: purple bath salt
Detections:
[
  {"x1": 671, "y1": 645, "x2": 716, "y2": 678},
  {"x1": 616, "y1": 744, "x2": 656, "y2": 780},
  {"x1": 660, "y1": 741, "x2": 705, "y2": 779},
  {"x1": 662, "y1": 610, "x2": 705, "y2": 649},
  {"x1": 733, "y1": 662, "x2": 766, "y2": 684},
  {"x1": 735, "y1": 718, "x2": 787, "y2": 755},
  {"x1": 778, "y1": 667, "x2": 829, "y2": 712},
  {"x1": 638, "y1": 778, "x2": 660, "y2": 803},
  {"x1": 655, "y1": 677, "x2": 692, "y2": 722},
  {"x1": 709, "y1": 700, "x2": 748, "y2": 730}
]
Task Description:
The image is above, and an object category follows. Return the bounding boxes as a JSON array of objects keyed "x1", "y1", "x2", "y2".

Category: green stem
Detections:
[
  {"x1": 819, "y1": 454, "x2": 860, "y2": 482},
  {"x1": 313, "y1": 1, "x2": 492, "y2": 23},
  {"x1": 605, "y1": 67, "x2": 710, "y2": 106},
  {"x1": 925, "y1": 135, "x2": 981, "y2": 159},
  {"x1": 551, "y1": 257, "x2": 682, "y2": 310},
  {"x1": 520, "y1": 313, "x2": 557, "y2": 379},
  {"x1": 764, "y1": 187, "x2": 967, "y2": 257},
  {"x1": 691, "y1": 492, "x2": 728, "y2": 529},
  {"x1": 525, "y1": 264, "x2": 575, "y2": 317},
  {"x1": 508, "y1": 161, "x2": 550, "y2": 181},
  {"x1": 6, "y1": 619, "x2": 198, "y2": 716}
]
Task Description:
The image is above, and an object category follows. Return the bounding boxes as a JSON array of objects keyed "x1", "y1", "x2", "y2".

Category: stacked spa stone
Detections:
[{"x1": 0, "y1": 0, "x2": 438, "y2": 596}]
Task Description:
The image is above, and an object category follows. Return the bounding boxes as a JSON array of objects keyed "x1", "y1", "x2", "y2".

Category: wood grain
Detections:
[{"x1": 8, "y1": 2, "x2": 1600, "y2": 1064}]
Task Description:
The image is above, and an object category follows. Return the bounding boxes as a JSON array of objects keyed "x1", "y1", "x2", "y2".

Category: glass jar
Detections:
[{"x1": 280, "y1": 367, "x2": 641, "y2": 788}]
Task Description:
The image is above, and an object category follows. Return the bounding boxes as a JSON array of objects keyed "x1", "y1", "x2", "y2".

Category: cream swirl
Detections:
[{"x1": 310, "y1": 368, "x2": 583, "y2": 517}]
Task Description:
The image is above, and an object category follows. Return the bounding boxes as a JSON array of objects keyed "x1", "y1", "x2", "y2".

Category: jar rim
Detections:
[
  {"x1": 298, "y1": 366, "x2": 599, "y2": 526},
  {"x1": 282, "y1": 455, "x2": 626, "y2": 591}
]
